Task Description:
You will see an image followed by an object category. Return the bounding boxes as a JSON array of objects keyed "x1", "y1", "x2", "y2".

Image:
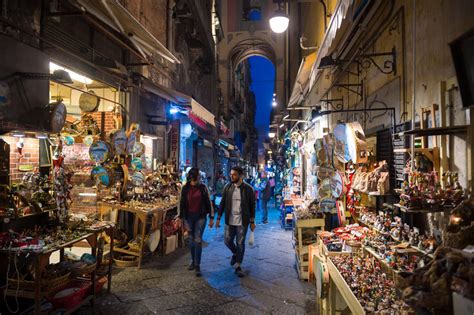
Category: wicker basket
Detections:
[
  {"x1": 71, "y1": 263, "x2": 96, "y2": 277},
  {"x1": 44, "y1": 272, "x2": 72, "y2": 293},
  {"x1": 113, "y1": 254, "x2": 138, "y2": 268},
  {"x1": 127, "y1": 235, "x2": 149, "y2": 252},
  {"x1": 8, "y1": 278, "x2": 45, "y2": 291},
  {"x1": 9, "y1": 272, "x2": 71, "y2": 293}
]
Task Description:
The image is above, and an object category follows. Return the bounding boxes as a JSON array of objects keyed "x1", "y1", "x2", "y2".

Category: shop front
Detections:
[
  {"x1": 0, "y1": 4, "x2": 185, "y2": 314},
  {"x1": 281, "y1": 1, "x2": 474, "y2": 310}
]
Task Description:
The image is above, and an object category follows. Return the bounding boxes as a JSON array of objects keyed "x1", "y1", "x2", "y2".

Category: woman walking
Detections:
[{"x1": 179, "y1": 168, "x2": 214, "y2": 276}]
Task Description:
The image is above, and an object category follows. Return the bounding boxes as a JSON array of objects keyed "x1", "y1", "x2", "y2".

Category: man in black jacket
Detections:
[{"x1": 216, "y1": 166, "x2": 256, "y2": 277}]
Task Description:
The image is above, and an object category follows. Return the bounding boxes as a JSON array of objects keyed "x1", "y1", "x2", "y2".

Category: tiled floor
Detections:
[{"x1": 79, "y1": 203, "x2": 318, "y2": 314}]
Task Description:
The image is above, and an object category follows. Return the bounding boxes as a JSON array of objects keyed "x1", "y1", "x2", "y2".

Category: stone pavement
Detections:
[{"x1": 79, "y1": 203, "x2": 318, "y2": 314}]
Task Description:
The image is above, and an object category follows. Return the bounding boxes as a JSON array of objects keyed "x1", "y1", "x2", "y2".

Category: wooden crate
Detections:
[
  {"x1": 294, "y1": 215, "x2": 325, "y2": 251},
  {"x1": 296, "y1": 245, "x2": 315, "y2": 280}
]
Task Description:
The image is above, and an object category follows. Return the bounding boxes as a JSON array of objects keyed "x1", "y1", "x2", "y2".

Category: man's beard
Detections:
[{"x1": 231, "y1": 177, "x2": 239, "y2": 183}]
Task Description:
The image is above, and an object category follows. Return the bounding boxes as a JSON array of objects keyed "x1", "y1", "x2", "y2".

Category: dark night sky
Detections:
[{"x1": 249, "y1": 56, "x2": 275, "y2": 137}]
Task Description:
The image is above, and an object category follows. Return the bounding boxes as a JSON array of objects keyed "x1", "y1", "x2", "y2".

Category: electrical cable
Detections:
[{"x1": 3, "y1": 248, "x2": 20, "y2": 314}]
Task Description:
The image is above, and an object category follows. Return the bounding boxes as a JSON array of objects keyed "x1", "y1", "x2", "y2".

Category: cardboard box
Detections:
[{"x1": 165, "y1": 235, "x2": 177, "y2": 254}]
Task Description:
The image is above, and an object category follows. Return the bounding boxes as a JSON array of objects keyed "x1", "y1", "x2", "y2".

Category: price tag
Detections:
[{"x1": 134, "y1": 187, "x2": 144, "y2": 194}]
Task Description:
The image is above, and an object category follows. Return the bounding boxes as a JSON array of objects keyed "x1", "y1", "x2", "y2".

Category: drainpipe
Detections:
[
  {"x1": 319, "y1": 0, "x2": 328, "y2": 31},
  {"x1": 167, "y1": 0, "x2": 174, "y2": 51},
  {"x1": 300, "y1": 36, "x2": 318, "y2": 51},
  {"x1": 411, "y1": 0, "x2": 416, "y2": 171}
]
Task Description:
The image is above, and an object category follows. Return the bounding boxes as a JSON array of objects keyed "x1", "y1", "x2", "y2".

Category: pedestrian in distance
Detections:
[
  {"x1": 259, "y1": 171, "x2": 271, "y2": 224},
  {"x1": 178, "y1": 167, "x2": 214, "y2": 277},
  {"x1": 215, "y1": 166, "x2": 256, "y2": 277}
]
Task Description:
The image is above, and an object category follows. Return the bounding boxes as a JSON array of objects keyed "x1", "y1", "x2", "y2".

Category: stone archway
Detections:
[{"x1": 228, "y1": 38, "x2": 276, "y2": 72}]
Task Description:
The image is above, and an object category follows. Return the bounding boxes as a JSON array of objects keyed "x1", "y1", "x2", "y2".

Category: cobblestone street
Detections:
[{"x1": 81, "y1": 205, "x2": 317, "y2": 314}]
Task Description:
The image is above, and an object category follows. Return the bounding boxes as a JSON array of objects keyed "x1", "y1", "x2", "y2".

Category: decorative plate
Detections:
[
  {"x1": 131, "y1": 157, "x2": 143, "y2": 171},
  {"x1": 62, "y1": 135, "x2": 75, "y2": 146},
  {"x1": 79, "y1": 91, "x2": 100, "y2": 112},
  {"x1": 126, "y1": 131, "x2": 137, "y2": 155},
  {"x1": 147, "y1": 229, "x2": 161, "y2": 252},
  {"x1": 319, "y1": 198, "x2": 336, "y2": 213},
  {"x1": 91, "y1": 166, "x2": 113, "y2": 187},
  {"x1": 48, "y1": 101, "x2": 67, "y2": 133},
  {"x1": 131, "y1": 171, "x2": 145, "y2": 186},
  {"x1": 89, "y1": 141, "x2": 110, "y2": 163},
  {"x1": 331, "y1": 172, "x2": 344, "y2": 198},
  {"x1": 132, "y1": 142, "x2": 145, "y2": 157},
  {"x1": 333, "y1": 124, "x2": 350, "y2": 163},
  {"x1": 111, "y1": 130, "x2": 127, "y2": 156},
  {"x1": 83, "y1": 135, "x2": 94, "y2": 146}
]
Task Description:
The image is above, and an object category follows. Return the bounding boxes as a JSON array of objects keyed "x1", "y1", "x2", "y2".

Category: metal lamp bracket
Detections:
[
  {"x1": 321, "y1": 98, "x2": 344, "y2": 110},
  {"x1": 334, "y1": 83, "x2": 363, "y2": 98},
  {"x1": 359, "y1": 46, "x2": 397, "y2": 75}
]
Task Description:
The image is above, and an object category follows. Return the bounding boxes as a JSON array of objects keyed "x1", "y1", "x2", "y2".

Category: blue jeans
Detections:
[
  {"x1": 185, "y1": 214, "x2": 207, "y2": 266},
  {"x1": 224, "y1": 225, "x2": 248, "y2": 264},
  {"x1": 261, "y1": 199, "x2": 269, "y2": 222}
]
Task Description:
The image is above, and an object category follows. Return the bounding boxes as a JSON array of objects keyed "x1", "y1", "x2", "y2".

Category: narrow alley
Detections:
[
  {"x1": 1, "y1": 1, "x2": 473, "y2": 314},
  {"x1": 80, "y1": 206, "x2": 317, "y2": 315}
]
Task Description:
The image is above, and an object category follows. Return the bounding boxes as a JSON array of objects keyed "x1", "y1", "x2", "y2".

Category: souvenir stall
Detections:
[
  {"x1": 92, "y1": 126, "x2": 181, "y2": 270},
  {"x1": 280, "y1": 130, "x2": 305, "y2": 230},
  {"x1": 0, "y1": 118, "x2": 114, "y2": 314},
  {"x1": 302, "y1": 119, "x2": 474, "y2": 314}
]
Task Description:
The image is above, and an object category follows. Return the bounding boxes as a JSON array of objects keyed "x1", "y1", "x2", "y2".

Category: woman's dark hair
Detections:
[
  {"x1": 187, "y1": 167, "x2": 200, "y2": 182},
  {"x1": 231, "y1": 166, "x2": 244, "y2": 175}
]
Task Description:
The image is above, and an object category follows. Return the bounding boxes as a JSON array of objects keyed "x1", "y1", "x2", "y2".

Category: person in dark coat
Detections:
[
  {"x1": 179, "y1": 168, "x2": 214, "y2": 276},
  {"x1": 216, "y1": 166, "x2": 256, "y2": 277},
  {"x1": 259, "y1": 171, "x2": 271, "y2": 224}
]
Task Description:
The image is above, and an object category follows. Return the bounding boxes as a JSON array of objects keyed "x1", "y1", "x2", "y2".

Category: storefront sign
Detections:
[{"x1": 169, "y1": 120, "x2": 180, "y2": 169}]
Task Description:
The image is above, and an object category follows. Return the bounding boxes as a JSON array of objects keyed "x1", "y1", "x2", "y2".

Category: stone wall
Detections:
[
  {"x1": 118, "y1": 0, "x2": 168, "y2": 45},
  {"x1": 301, "y1": 0, "x2": 474, "y2": 188}
]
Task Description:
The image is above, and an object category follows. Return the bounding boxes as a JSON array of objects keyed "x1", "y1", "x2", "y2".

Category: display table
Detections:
[
  {"x1": 1, "y1": 226, "x2": 114, "y2": 315},
  {"x1": 98, "y1": 201, "x2": 179, "y2": 269},
  {"x1": 327, "y1": 258, "x2": 365, "y2": 315},
  {"x1": 293, "y1": 215, "x2": 325, "y2": 280}
]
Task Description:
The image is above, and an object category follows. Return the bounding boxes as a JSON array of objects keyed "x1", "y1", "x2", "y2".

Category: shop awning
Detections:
[
  {"x1": 306, "y1": 0, "x2": 378, "y2": 105},
  {"x1": 142, "y1": 79, "x2": 216, "y2": 127},
  {"x1": 76, "y1": 0, "x2": 180, "y2": 64},
  {"x1": 288, "y1": 52, "x2": 317, "y2": 107},
  {"x1": 190, "y1": 99, "x2": 215, "y2": 127},
  {"x1": 307, "y1": 0, "x2": 356, "y2": 96}
]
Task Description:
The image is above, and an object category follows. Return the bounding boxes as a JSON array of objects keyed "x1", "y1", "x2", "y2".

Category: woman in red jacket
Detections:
[{"x1": 178, "y1": 168, "x2": 214, "y2": 276}]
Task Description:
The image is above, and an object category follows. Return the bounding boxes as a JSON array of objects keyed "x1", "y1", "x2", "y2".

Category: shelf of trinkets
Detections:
[
  {"x1": 398, "y1": 171, "x2": 465, "y2": 211},
  {"x1": 359, "y1": 209, "x2": 438, "y2": 253},
  {"x1": 329, "y1": 254, "x2": 412, "y2": 314},
  {"x1": 357, "y1": 209, "x2": 438, "y2": 272}
]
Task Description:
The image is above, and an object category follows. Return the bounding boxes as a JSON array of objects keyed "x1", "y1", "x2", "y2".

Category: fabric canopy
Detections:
[
  {"x1": 142, "y1": 79, "x2": 216, "y2": 127},
  {"x1": 76, "y1": 0, "x2": 180, "y2": 64},
  {"x1": 288, "y1": 52, "x2": 317, "y2": 107}
]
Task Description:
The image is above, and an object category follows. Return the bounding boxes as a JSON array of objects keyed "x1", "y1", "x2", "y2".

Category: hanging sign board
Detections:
[{"x1": 169, "y1": 120, "x2": 180, "y2": 169}]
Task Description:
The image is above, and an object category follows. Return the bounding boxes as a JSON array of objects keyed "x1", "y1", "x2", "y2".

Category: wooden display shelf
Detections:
[
  {"x1": 394, "y1": 125, "x2": 469, "y2": 137},
  {"x1": 327, "y1": 258, "x2": 365, "y2": 315},
  {"x1": 393, "y1": 148, "x2": 436, "y2": 154},
  {"x1": 393, "y1": 203, "x2": 444, "y2": 213},
  {"x1": 1, "y1": 226, "x2": 114, "y2": 315},
  {"x1": 356, "y1": 219, "x2": 391, "y2": 236},
  {"x1": 294, "y1": 217, "x2": 325, "y2": 228},
  {"x1": 98, "y1": 201, "x2": 179, "y2": 269},
  {"x1": 352, "y1": 188, "x2": 391, "y2": 196}
]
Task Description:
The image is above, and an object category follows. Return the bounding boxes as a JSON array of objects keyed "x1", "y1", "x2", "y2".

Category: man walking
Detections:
[{"x1": 216, "y1": 166, "x2": 256, "y2": 277}]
